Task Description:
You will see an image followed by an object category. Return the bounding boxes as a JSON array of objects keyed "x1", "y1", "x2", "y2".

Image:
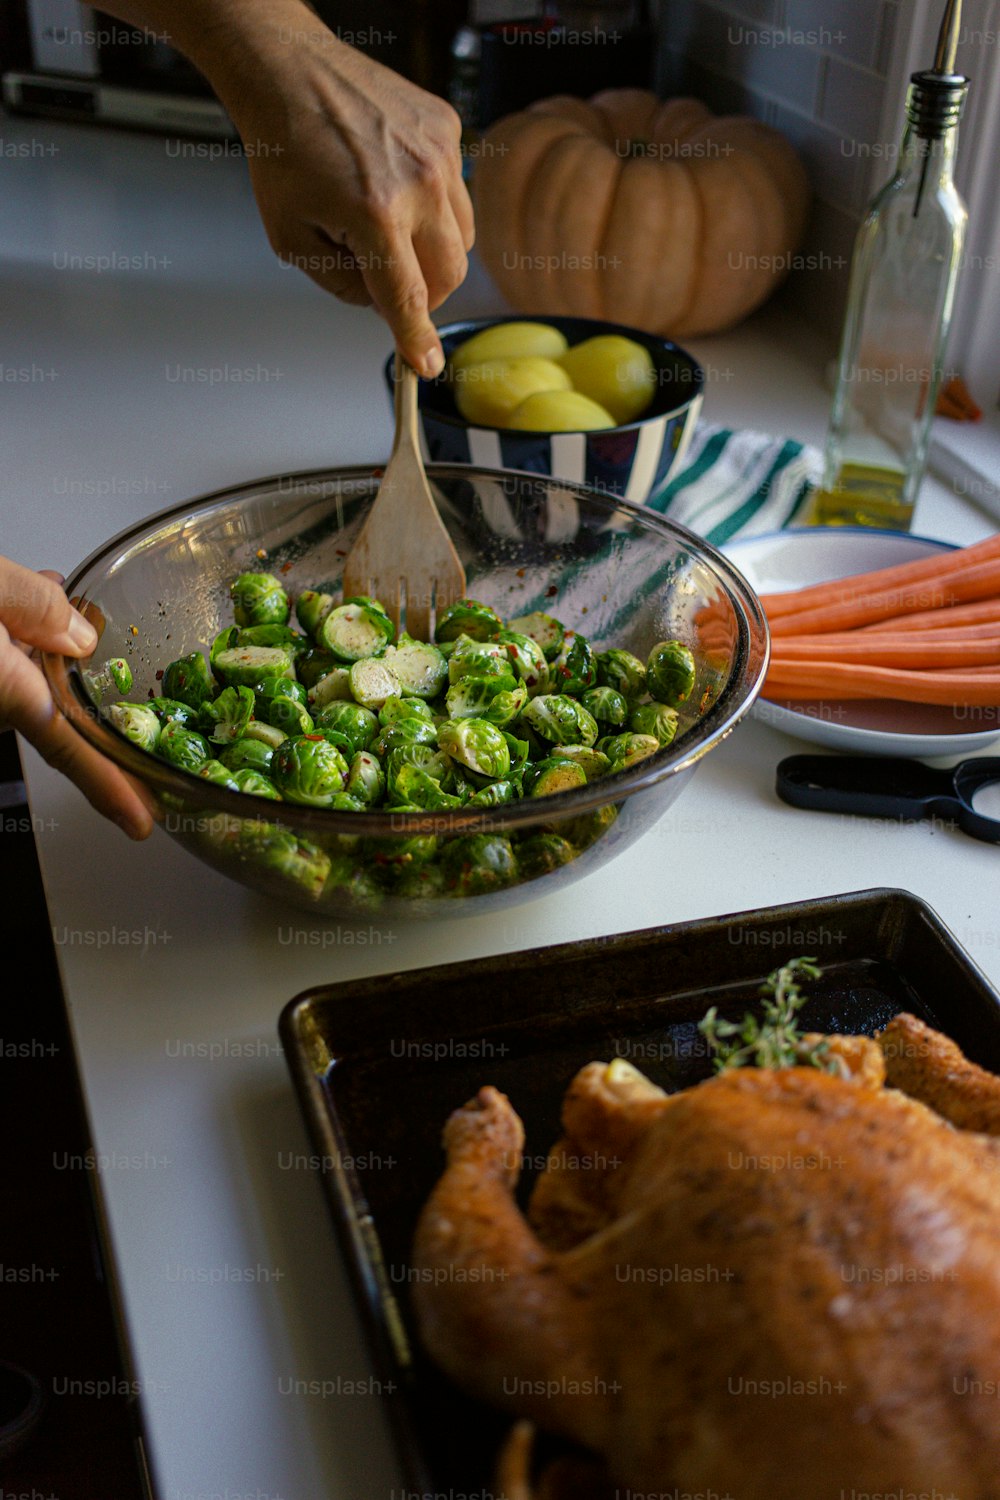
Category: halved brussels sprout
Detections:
[
  {"x1": 162, "y1": 652, "x2": 214, "y2": 709},
  {"x1": 551, "y1": 744, "x2": 612, "y2": 779},
  {"x1": 447, "y1": 635, "x2": 514, "y2": 685},
  {"x1": 307, "y1": 667, "x2": 353, "y2": 707},
  {"x1": 374, "y1": 718, "x2": 439, "y2": 759},
  {"x1": 237, "y1": 624, "x2": 304, "y2": 653},
  {"x1": 564, "y1": 803, "x2": 619, "y2": 849},
  {"x1": 493, "y1": 630, "x2": 549, "y2": 695},
  {"x1": 435, "y1": 598, "x2": 503, "y2": 643},
  {"x1": 295, "y1": 589, "x2": 335, "y2": 639},
  {"x1": 394, "y1": 862, "x2": 449, "y2": 901},
  {"x1": 232, "y1": 822, "x2": 330, "y2": 898},
  {"x1": 579, "y1": 685, "x2": 629, "y2": 727},
  {"x1": 437, "y1": 718, "x2": 512, "y2": 780},
  {"x1": 521, "y1": 694, "x2": 599, "y2": 748},
  {"x1": 379, "y1": 696, "x2": 435, "y2": 727},
  {"x1": 108, "y1": 702, "x2": 161, "y2": 752},
  {"x1": 268, "y1": 695, "x2": 314, "y2": 737},
  {"x1": 220, "y1": 737, "x2": 275, "y2": 775},
  {"x1": 647, "y1": 640, "x2": 697, "y2": 707},
  {"x1": 517, "y1": 833, "x2": 576, "y2": 879},
  {"x1": 230, "y1": 572, "x2": 290, "y2": 628},
  {"x1": 385, "y1": 743, "x2": 450, "y2": 794},
  {"x1": 549, "y1": 632, "x2": 597, "y2": 695},
  {"x1": 346, "y1": 750, "x2": 385, "y2": 806},
  {"x1": 200, "y1": 685, "x2": 255, "y2": 744},
  {"x1": 599, "y1": 732, "x2": 660, "y2": 772},
  {"x1": 442, "y1": 834, "x2": 517, "y2": 895},
  {"x1": 502, "y1": 731, "x2": 531, "y2": 768},
  {"x1": 381, "y1": 634, "x2": 448, "y2": 699},
  {"x1": 466, "y1": 779, "x2": 518, "y2": 808},
  {"x1": 349, "y1": 657, "x2": 402, "y2": 711},
  {"x1": 271, "y1": 735, "x2": 349, "y2": 806},
  {"x1": 255, "y1": 676, "x2": 308, "y2": 715},
  {"x1": 320, "y1": 600, "x2": 394, "y2": 662},
  {"x1": 596, "y1": 647, "x2": 646, "y2": 699},
  {"x1": 522, "y1": 757, "x2": 587, "y2": 798},
  {"x1": 506, "y1": 611, "x2": 565, "y2": 661},
  {"x1": 391, "y1": 765, "x2": 465, "y2": 811},
  {"x1": 157, "y1": 720, "x2": 211, "y2": 772},
  {"x1": 364, "y1": 831, "x2": 438, "y2": 882},
  {"x1": 213, "y1": 645, "x2": 295, "y2": 690},
  {"x1": 150, "y1": 697, "x2": 202, "y2": 729},
  {"x1": 329, "y1": 793, "x2": 367, "y2": 812},
  {"x1": 86, "y1": 657, "x2": 133, "y2": 697},
  {"x1": 629, "y1": 701, "x2": 680, "y2": 747},
  {"x1": 243, "y1": 720, "x2": 286, "y2": 751},
  {"x1": 231, "y1": 769, "x2": 281, "y2": 799},
  {"x1": 313, "y1": 700, "x2": 379, "y2": 755},
  {"x1": 445, "y1": 675, "x2": 524, "y2": 725}
]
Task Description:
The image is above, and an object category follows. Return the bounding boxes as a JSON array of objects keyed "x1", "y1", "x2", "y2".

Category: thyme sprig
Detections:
[{"x1": 698, "y1": 958, "x2": 839, "y2": 1074}]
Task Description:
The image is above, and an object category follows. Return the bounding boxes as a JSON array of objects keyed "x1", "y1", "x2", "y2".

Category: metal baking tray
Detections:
[{"x1": 278, "y1": 887, "x2": 1000, "y2": 1493}]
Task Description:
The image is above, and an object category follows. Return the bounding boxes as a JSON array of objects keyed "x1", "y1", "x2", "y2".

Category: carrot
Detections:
[
  {"x1": 860, "y1": 597, "x2": 1000, "y2": 633},
  {"x1": 771, "y1": 633, "x2": 1000, "y2": 669},
  {"x1": 763, "y1": 660, "x2": 1000, "y2": 705},
  {"x1": 768, "y1": 558, "x2": 1000, "y2": 637},
  {"x1": 936, "y1": 376, "x2": 982, "y2": 422},
  {"x1": 760, "y1": 533, "x2": 1000, "y2": 620}
]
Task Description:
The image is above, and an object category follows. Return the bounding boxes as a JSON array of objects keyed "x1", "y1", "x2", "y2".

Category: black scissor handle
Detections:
[
  {"x1": 953, "y1": 759, "x2": 1000, "y2": 843},
  {"x1": 776, "y1": 754, "x2": 959, "y2": 823}
]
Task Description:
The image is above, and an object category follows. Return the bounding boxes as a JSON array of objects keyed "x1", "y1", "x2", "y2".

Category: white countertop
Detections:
[{"x1": 5, "y1": 117, "x2": 1000, "y2": 1500}]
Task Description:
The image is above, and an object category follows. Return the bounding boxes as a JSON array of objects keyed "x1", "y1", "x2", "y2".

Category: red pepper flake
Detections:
[
  {"x1": 155, "y1": 669, "x2": 164, "y2": 680},
  {"x1": 304, "y1": 733, "x2": 324, "y2": 741},
  {"x1": 280, "y1": 561, "x2": 293, "y2": 574},
  {"x1": 546, "y1": 586, "x2": 558, "y2": 598},
  {"x1": 516, "y1": 568, "x2": 526, "y2": 579},
  {"x1": 335, "y1": 548, "x2": 347, "y2": 557},
  {"x1": 372, "y1": 467, "x2": 385, "y2": 479}
]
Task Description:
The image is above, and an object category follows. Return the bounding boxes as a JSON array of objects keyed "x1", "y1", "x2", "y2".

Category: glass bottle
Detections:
[{"x1": 812, "y1": 12, "x2": 970, "y2": 530}]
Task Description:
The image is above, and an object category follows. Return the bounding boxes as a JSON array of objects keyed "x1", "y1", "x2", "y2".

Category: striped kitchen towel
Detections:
[{"x1": 646, "y1": 422, "x2": 821, "y2": 545}]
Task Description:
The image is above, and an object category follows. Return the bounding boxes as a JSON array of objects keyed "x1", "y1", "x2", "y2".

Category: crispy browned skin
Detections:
[
  {"x1": 880, "y1": 1012, "x2": 1000, "y2": 1134},
  {"x1": 413, "y1": 1049, "x2": 1000, "y2": 1499}
]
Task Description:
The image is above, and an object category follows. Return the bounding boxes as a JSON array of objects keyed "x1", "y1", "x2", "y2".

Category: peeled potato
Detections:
[
  {"x1": 508, "y1": 389, "x2": 616, "y2": 432},
  {"x1": 453, "y1": 357, "x2": 572, "y2": 428},
  {"x1": 449, "y1": 321, "x2": 569, "y2": 374},
  {"x1": 559, "y1": 335, "x2": 656, "y2": 425}
]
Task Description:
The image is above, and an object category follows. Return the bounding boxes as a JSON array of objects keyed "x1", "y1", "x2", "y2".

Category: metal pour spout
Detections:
[{"x1": 933, "y1": 0, "x2": 962, "y2": 76}]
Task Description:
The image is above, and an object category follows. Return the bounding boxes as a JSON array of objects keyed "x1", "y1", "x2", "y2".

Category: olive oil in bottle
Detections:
[{"x1": 812, "y1": 0, "x2": 970, "y2": 530}]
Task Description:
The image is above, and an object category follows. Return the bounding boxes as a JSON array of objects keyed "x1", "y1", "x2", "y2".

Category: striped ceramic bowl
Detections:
[{"x1": 384, "y1": 315, "x2": 704, "y2": 506}]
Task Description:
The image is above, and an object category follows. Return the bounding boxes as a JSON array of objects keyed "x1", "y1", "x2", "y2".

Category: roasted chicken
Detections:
[{"x1": 412, "y1": 1015, "x2": 1000, "y2": 1499}]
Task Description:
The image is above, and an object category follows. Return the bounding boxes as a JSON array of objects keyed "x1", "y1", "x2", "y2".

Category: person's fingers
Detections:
[
  {"x1": 357, "y1": 228, "x2": 443, "y2": 378},
  {"x1": 0, "y1": 629, "x2": 154, "y2": 839},
  {"x1": 448, "y1": 173, "x2": 476, "y2": 253},
  {"x1": 0, "y1": 557, "x2": 96, "y2": 656},
  {"x1": 412, "y1": 207, "x2": 470, "y2": 312},
  {"x1": 273, "y1": 226, "x2": 376, "y2": 307}
]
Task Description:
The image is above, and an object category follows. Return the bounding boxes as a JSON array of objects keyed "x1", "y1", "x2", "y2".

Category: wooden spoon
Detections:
[{"x1": 342, "y1": 355, "x2": 466, "y2": 642}]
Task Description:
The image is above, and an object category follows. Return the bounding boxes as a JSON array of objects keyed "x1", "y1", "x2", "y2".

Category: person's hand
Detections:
[
  {"x1": 0, "y1": 557, "x2": 154, "y2": 839},
  {"x1": 208, "y1": 2, "x2": 474, "y2": 378}
]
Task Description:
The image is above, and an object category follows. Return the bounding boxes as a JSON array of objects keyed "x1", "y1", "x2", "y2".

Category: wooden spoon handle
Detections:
[{"x1": 392, "y1": 354, "x2": 422, "y2": 462}]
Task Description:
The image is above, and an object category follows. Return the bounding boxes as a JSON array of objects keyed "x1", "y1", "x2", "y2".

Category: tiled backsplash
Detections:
[{"x1": 657, "y1": 0, "x2": 904, "y2": 337}]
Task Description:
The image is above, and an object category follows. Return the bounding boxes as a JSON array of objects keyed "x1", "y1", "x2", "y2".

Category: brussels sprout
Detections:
[
  {"x1": 197, "y1": 759, "x2": 242, "y2": 791},
  {"x1": 271, "y1": 735, "x2": 349, "y2": 806},
  {"x1": 447, "y1": 635, "x2": 514, "y2": 686},
  {"x1": 157, "y1": 720, "x2": 211, "y2": 772},
  {"x1": 219, "y1": 737, "x2": 274, "y2": 775},
  {"x1": 213, "y1": 645, "x2": 296, "y2": 690},
  {"x1": 506, "y1": 611, "x2": 565, "y2": 661},
  {"x1": 151, "y1": 696, "x2": 203, "y2": 728},
  {"x1": 232, "y1": 822, "x2": 330, "y2": 898},
  {"x1": 434, "y1": 597, "x2": 503, "y2": 643},
  {"x1": 295, "y1": 589, "x2": 335, "y2": 638},
  {"x1": 255, "y1": 675, "x2": 307, "y2": 711},
  {"x1": 232, "y1": 769, "x2": 281, "y2": 799},
  {"x1": 108, "y1": 701, "x2": 161, "y2": 752},
  {"x1": 517, "y1": 833, "x2": 576, "y2": 879},
  {"x1": 564, "y1": 803, "x2": 619, "y2": 849},
  {"x1": 466, "y1": 779, "x2": 518, "y2": 808},
  {"x1": 237, "y1": 624, "x2": 304, "y2": 654},
  {"x1": 380, "y1": 634, "x2": 448, "y2": 699},
  {"x1": 230, "y1": 571, "x2": 290, "y2": 628},
  {"x1": 365, "y1": 831, "x2": 438, "y2": 883},
  {"x1": 599, "y1": 732, "x2": 660, "y2": 772},
  {"x1": 445, "y1": 676, "x2": 525, "y2": 725},
  {"x1": 647, "y1": 639, "x2": 697, "y2": 707},
  {"x1": 346, "y1": 750, "x2": 385, "y2": 806},
  {"x1": 385, "y1": 743, "x2": 449, "y2": 792},
  {"x1": 200, "y1": 685, "x2": 255, "y2": 744},
  {"x1": 551, "y1": 744, "x2": 612, "y2": 779},
  {"x1": 162, "y1": 651, "x2": 214, "y2": 709},
  {"x1": 579, "y1": 685, "x2": 629, "y2": 727},
  {"x1": 437, "y1": 718, "x2": 511, "y2": 780},
  {"x1": 243, "y1": 720, "x2": 286, "y2": 751},
  {"x1": 329, "y1": 793, "x2": 367, "y2": 812},
  {"x1": 269, "y1": 696, "x2": 314, "y2": 736},
  {"x1": 521, "y1": 694, "x2": 599, "y2": 748},
  {"x1": 86, "y1": 657, "x2": 133, "y2": 697},
  {"x1": 394, "y1": 862, "x2": 449, "y2": 901},
  {"x1": 349, "y1": 657, "x2": 402, "y2": 711},
  {"x1": 313, "y1": 700, "x2": 379, "y2": 755},
  {"x1": 522, "y1": 757, "x2": 587, "y2": 798},
  {"x1": 319, "y1": 600, "x2": 394, "y2": 661},
  {"x1": 307, "y1": 667, "x2": 353, "y2": 707},
  {"x1": 596, "y1": 647, "x2": 646, "y2": 699},
  {"x1": 374, "y1": 717, "x2": 438, "y2": 759},
  {"x1": 294, "y1": 650, "x2": 336, "y2": 691},
  {"x1": 312, "y1": 727, "x2": 355, "y2": 760},
  {"x1": 549, "y1": 632, "x2": 597, "y2": 695},
  {"x1": 378, "y1": 696, "x2": 435, "y2": 727},
  {"x1": 502, "y1": 731, "x2": 531, "y2": 768},
  {"x1": 442, "y1": 834, "x2": 517, "y2": 895},
  {"x1": 391, "y1": 765, "x2": 465, "y2": 811},
  {"x1": 493, "y1": 630, "x2": 549, "y2": 695},
  {"x1": 629, "y1": 701, "x2": 680, "y2": 747}
]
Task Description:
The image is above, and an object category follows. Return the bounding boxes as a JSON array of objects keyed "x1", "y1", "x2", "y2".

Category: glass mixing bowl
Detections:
[{"x1": 43, "y1": 465, "x2": 768, "y2": 920}]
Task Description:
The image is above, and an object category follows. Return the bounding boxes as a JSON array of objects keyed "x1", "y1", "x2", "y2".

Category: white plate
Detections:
[{"x1": 723, "y1": 527, "x2": 1000, "y2": 757}]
